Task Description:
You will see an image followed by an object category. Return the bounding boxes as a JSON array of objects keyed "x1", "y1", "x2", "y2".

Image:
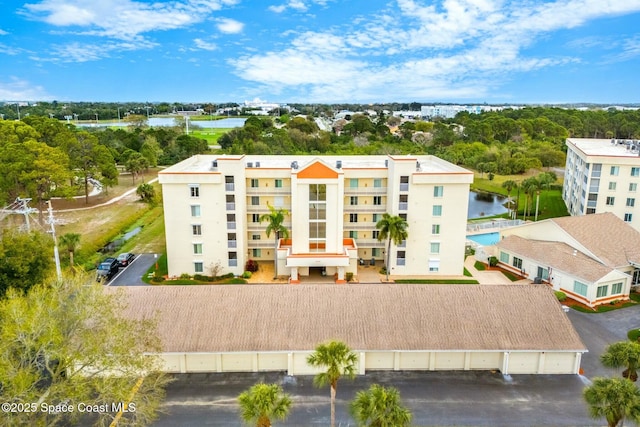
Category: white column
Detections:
[{"x1": 502, "y1": 352, "x2": 510, "y2": 375}]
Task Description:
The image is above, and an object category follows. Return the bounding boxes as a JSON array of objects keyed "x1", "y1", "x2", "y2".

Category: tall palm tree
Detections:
[
  {"x1": 601, "y1": 341, "x2": 640, "y2": 382},
  {"x1": 307, "y1": 340, "x2": 358, "y2": 427},
  {"x1": 259, "y1": 203, "x2": 289, "y2": 279},
  {"x1": 375, "y1": 213, "x2": 409, "y2": 281},
  {"x1": 238, "y1": 383, "x2": 292, "y2": 427},
  {"x1": 521, "y1": 177, "x2": 540, "y2": 221},
  {"x1": 584, "y1": 377, "x2": 640, "y2": 427},
  {"x1": 501, "y1": 180, "x2": 518, "y2": 220},
  {"x1": 58, "y1": 232, "x2": 81, "y2": 268},
  {"x1": 350, "y1": 384, "x2": 412, "y2": 427}
]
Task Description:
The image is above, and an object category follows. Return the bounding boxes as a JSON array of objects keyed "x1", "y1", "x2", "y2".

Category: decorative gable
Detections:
[{"x1": 297, "y1": 160, "x2": 339, "y2": 179}]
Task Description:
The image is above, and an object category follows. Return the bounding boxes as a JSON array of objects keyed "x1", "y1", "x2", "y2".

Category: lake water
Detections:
[{"x1": 467, "y1": 191, "x2": 508, "y2": 219}]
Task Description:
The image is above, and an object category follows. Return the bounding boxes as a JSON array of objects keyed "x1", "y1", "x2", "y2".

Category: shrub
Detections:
[
  {"x1": 194, "y1": 274, "x2": 214, "y2": 282},
  {"x1": 555, "y1": 291, "x2": 567, "y2": 302},
  {"x1": 221, "y1": 272, "x2": 234, "y2": 279},
  {"x1": 179, "y1": 273, "x2": 192, "y2": 280},
  {"x1": 245, "y1": 259, "x2": 259, "y2": 272},
  {"x1": 628, "y1": 329, "x2": 640, "y2": 342},
  {"x1": 379, "y1": 267, "x2": 387, "y2": 275},
  {"x1": 488, "y1": 256, "x2": 498, "y2": 267},
  {"x1": 345, "y1": 272, "x2": 354, "y2": 282},
  {"x1": 242, "y1": 271, "x2": 252, "y2": 279},
  {"x1": 151, "y1": 275, "x2": 165, "y2": 283}
]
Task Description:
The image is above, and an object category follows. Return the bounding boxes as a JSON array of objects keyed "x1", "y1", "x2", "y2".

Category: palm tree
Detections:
[
  {"x1": 521, "y1": 177, "x2": 540, "y2": 221},
  {"x1": 601, "y1": 341, "x2": 640, "y2": 382},
  {"x1": 238, "y1": 383, "x2": 292, "y2": 427},
  {"x1": 375, "y1": 213, "x2": 408, "y2": 281},
  {"x1": 584, "y1": 377, "x2": 640, "y2": 427},
  {"x1": 259, "y1": 203, "x2": 289, "y2": 279},
  {"x1": 58, "y1": 232, "x2": 81, "y2": 268},
  {"x1": 350, "y1": 384, "x2": 412, "y2": 427},
  {"x1": 307, "y1": 340, "x2": 358, "y2": 427},
  {"x1": 501, "y1": 180, "x2": 518, "y2": 220}
]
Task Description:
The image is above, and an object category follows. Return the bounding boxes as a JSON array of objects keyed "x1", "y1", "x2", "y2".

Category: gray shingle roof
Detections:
[
  {"x1": 496, "y1": 235, "x2": 614, "y2": 283},
  {"x1": 114, "y1": 285, "x2": 586, "y2": 353}
]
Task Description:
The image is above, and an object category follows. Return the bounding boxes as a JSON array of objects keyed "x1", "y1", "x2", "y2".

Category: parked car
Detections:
[
  {"x1": 117, "y1": 252, "x2": 136, "y2": 267},
  {"x1": 96, "y1": 257, "x2": 119, "y2": 282}
]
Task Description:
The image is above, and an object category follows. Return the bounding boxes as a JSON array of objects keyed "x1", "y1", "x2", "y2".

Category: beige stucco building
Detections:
[
  {"x1": 491, "y1": 213, "x2": 640, "y2": 307},
  {"x1": 158, "y1": 154, "x2": 473, "y2": 282},
  {"x1": 117, "y1": 285, "x2": 587, "y2": 375},
  {"x1": 564, "y1": 138, "x2": 640, "y2": 231}
]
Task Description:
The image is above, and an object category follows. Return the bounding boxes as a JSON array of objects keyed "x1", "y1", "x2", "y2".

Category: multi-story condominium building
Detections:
[
  {"x1": 158, "y1": 155, "x2": 473, "y2": 282},
  {"x1": 563, "y1": 138, "x2": 640, "y2": 231}
]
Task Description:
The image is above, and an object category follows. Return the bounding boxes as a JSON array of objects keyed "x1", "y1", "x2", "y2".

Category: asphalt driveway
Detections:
[{"x1": 108, "y1": 253, "x2": 158, "y2": 286}]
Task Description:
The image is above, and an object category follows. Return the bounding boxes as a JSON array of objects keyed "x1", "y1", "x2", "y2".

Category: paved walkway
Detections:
[{"x1": 463, "y1": 256, "x2": 530, "y2": 285}]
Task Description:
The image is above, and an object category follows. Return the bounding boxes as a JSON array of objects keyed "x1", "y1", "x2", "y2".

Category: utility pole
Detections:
[{"x1": 47, "y1": 200, "x2": 62, "y2": 280}]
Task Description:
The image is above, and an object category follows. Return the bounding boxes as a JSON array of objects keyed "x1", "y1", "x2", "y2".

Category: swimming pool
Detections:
[{"x1": 466, "y1": 232, "x2": 500, "y2": 246}]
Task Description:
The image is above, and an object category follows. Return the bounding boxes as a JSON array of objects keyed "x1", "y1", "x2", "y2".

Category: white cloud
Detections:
[
  {"x1": 0, "y1": 77, "x2": 52, "y2": 101},
  {"x1": 268, "y1": 0, "x2": 332, "y2": 14},
  {"x1": 216, "y1": 18, "x2": 244, "y2": 34},
  {"x1": 0, "y1": 29, "x2": 8, "y2": 35},
  {"x1": 231, "y1": 0, "x2": 640, "y2": 101},
  {"x1": 194, "y1": 38, "x2": 217, "y2": 51}
]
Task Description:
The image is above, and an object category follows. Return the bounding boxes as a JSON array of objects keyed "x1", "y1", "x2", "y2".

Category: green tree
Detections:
[
  {"x1": 0, "y1": 275, "x2": 169, "y2": 426},
  {"x1": 350, "y1": 384, "x2": 412, "y2": 427},
  {"x1": 126, "y1": 151, "x2": 150, "y2": 184},
  {"x1": 601, "y1": 341, "x2": 640, "y2": 382},
  {"x1": 237, "y1": 383, "x2": 292, "y2": 427},
  {"x1": 375, "y1": 213, "x2": 409, "y2": 281},
  {"x1": 58, "y1": 232, "x2": 81, "y2": 268},
  {"x1": 584, "y1": 377, "x2": 640, "y2": 427},
  {"x1": 0, "y1": 231, "x2": 53, "y2": 296},
  {"x1": 501, "y1": 180, "x2": 518, "y2": 219},
  {"x1": 259, "y1": 204, "x2": 289, "y2": 279},
  {"x1": 307, "y1": 340, "x2": 358, "y2": 427},
  {"x1": 137, "y1": 183, "x2": 157, "y2": 204}
]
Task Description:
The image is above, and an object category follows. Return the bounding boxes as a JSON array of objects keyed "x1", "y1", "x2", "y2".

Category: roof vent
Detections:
[
  {"x1": 256, "y1": 161, "x2": 261, "y2": 167},
  {"x1": 212, "y1": 160, "x2": 218, "y2": 169},
  {"x1": 247, "y1": 162, "x2": 253, "y2": 168},
  {"x1": 336, "y1": 160, "x2": 342, "y2": 169},
  {"x1": 385, "y1": 159, "x2": 389, "y2": 167},
  {"x1": 291, "y1": 161, "x2": 298, "y2": 169}
]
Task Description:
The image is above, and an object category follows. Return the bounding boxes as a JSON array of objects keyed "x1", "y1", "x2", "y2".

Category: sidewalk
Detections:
[{"x1": 463, "y1": 256, "x2": 523, "y2": 285}]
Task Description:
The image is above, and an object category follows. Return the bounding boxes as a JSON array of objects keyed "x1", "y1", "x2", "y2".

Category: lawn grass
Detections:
[
  {"x1": 190, "y1": 128, "x2": 231, "y2": 144},
  {"x1": 501, "y1": 270, "x2": 521, "y2": 282},
  {"x1": 463, "y1": 267, "x2": 472, "y2": 277},
  {"x1": 474, "y1": 261, "x2": 487, "y2": 271},
  {"x1": 394, "y1": 279, "x2": 479, "y2": 284}
]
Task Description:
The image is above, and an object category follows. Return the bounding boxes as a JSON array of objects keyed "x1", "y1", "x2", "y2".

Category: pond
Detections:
[{"x1": 467, "y1": 190, "x2": 509, "y2": 219}]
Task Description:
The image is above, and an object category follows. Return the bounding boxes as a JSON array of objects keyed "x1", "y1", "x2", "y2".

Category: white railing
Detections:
[
  {"x1": 466, "y1": 219, "x2": 524, "y2": 233},
  {"x1": 344, "y1": 187, "x2": 387, "y2": 194}
]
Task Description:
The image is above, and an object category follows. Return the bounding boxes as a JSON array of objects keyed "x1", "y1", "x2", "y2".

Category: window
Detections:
[
  {"x1": 309, "y1": 184, "x2": 326, "y2": 201},
  {"x1": 432, "y1": 224, "x2": 440, "y2": 235},
  {"x1": 252, "y1": 234, "x2": 261, "y2": 240},
  {"x1": 500, "y1": 251, "x2": 509, "y2": 263},
  {"x1": 349, "y1": 231, "x2": 358, "y2": 239},
  {"x1": 399, "y1": 194, "x2": 408, "y2": 210},
  {"x1": 372, "y1": 248, "x2": 380, "y2": 257},
  {"x1": 250, "y1": 179, "x2": 259, "y2": 188},
  {"x1": 350, "y1": 196, "x2": 358, "y2": 205},
  {"x1": 610, "y1": 166, "x2": 620, "y2": 176},
  {"x1": 609, "y1": 182, "x2": 617, "y2": 190},
  {"x1": 400, "y1": 176, "x2": 409, "y2": 191},
  {"x1": 612, "y1": 282, "x2": 623, "y2": 294},
  {"x1": 627, "y1": 198, "x2": 635, "y2": 207},
  {"x1": 537, "y1": 266, "x2": 549, "y2": 280},
  {"x1": 396, "y1": 251, "x2": 406, "y2": 266},
  {"x1": 275, "y1": 179, "x2": 283, "y2": 188},
  {"x1": 372, "y1": 214, "x2": 381, "y2": 222},
  {"x1": 631, "y1": 183, "x2": 638, "y2": 192},
  {"x1": 632, "y1": 167, "x2": 640, "y2": 177},
  {"x1": 434, "y1": 186, "x2": 443, "y2": 197},
  {"x1": 192, "y1": 224, "x2": 202, "y2": 236},
  {"x1": 432, "y1": 205, "x2": 442, "y2": 216},
  {"x1": 225, "y1": 175, "x2": 235, "y2": 191},
  {"x1": 512, "y1": 257, "x2": 522, "y2": 269},
  {"x1": 252, "y1": 213, "x2": 260, "y2": 223},
  {"x1": 399, "y1": 213, "x2": 407, "y2": 221},
  {"x1": 374, "y1": 179, "x2": 382, "y2": 188},
  {"x1": 596, "y1": 285, "x2": 608, "y2": 298},
  {"x1": 193, "y1": 243, "x2": 202, "y2": 254},
  {"x1": 428, "y1": 259, "x2": 440, "y2": 272},
  {"x1": 228, "y1": 233, "x2": 237, "y2": 248},
  {"x1": 350, "y1": 178, "x2": 358, "y2": 188},
  {"x1": 252, "y1": 249, "x2": 261, "y2": 257},
  {"x1": 349, "y1": 213, "x2": 358, "y2": 223},
  {"x1": 227, "y1": 214, "x2": 236, "y2": 229},
  {"x1": 372, "y1": 230, "x2": 380, "y2": 239},
  {"x1": 430, "y1": 242, "x2": 440, "y2": 254},
  {"x1": 226, "y1": 194, "x2": 235, "y2": 210},
  {"x1": 309, "y1": 184, "x2": 327, "y2": 252},
  {"x1": 194, "y1": 262, "x2": 203, "y2": 273},
  {"x1": 190, "y1": 205, "x2": 201, "y2": 217},
  {"x1": 228, "y1": 252, "x2": 237, "y2": 267},
  {"x1": 373, "y1": 196, "x2": 382, "y2": 205},
  {"x1": 625, "y1": 213, "x2": 633, "y2": 222},
  {"x1": 606, "y1": 196, "x2": 615, "y2": 206},
  {"x1": 251, "y1": 196, "x2": 260, "y2": 206},
  {"x1": 189, "y1": 185, "x2": 200, "y2": 197},
  {"x1": 573, "y1": 280, "x2": 588, "y2": 297}
]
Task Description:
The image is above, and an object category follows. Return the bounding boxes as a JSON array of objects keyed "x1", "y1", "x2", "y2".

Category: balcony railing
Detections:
[
  {"x1": 399, "y1": 183, "x2": 409, "y2": 191},
  {"x1": 228, "y1": 240, "x2": 237, "y2": 248},
  {"x1": 396, "y1": 258, "x2": 406, "y2": 266},
  {"x1": 248, "y1": 241, "x2": 276, "y2": 248},
  {"x1": 246, "y1": 187, "x2": 291, "y2": 195},
  {"x1": 343, "y1": 205, "x2": 386, "y2": 213},
  {"x1": 344, "y1": 222, "x2": 377, "y2": 230},
  {"x1": 226, "y1": 203, "x2": 235, "y2": 211},
  {"x1": 398, "y1": 202, "x2": 408, "y2": 211},
  {"x1": 247, "y1": 205, "x2": 292, "y2": 212},
  {"x1": 225, "y1": 183, "x2": 235, "y2": 192},
  {"x1": 352, "y1": 239, "x2": 385, "y2": 248},
  {"x1": 227, "y1": 222, "x2": 236, "y2": 230},
  {"x1": 228, "y1": 259, "x2": 238, "y2": 267},
  {"x1": 344, "y1": 187, "x2": 387, "y2": 195}
]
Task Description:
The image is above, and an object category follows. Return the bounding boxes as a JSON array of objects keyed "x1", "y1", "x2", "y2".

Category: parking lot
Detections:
[{"x1": 107, "y1": 253, "x2": 158, "y2": 286}]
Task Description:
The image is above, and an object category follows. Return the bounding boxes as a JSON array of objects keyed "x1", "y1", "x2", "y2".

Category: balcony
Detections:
[
  {"x1": 225, "y1": 183, "x2": 235, "y2": 192},
  {"x1": 344, "y1": 187, "x2": 387, "y2": 195},
  {"x1": 343, "y1": 205, "x2": 386, "y2": 213},
  {"x1": 246, "y1": 186, "x2": 291, "y2": 195},
  {"x1": 227, "y1": 222, "x2": 236, "y2": 230},
  {"x1": 352, "y1": 239, "x2": 385, "y2": 248},
  {"x1": 228, "y1": 240, "x2": 237, "y2": 248},
  {"x1": 226, "y1": 203, "x2": 235, "y2": 211},
  {"x1": 398, "y1": 202, "x2": 408, "y2": 211},
  {"x1": 399, "y1": 183, "x2": 409, "y2": 192},
  {"x1": 228, "y1": 259, "x2": 238, "y2": 267},
  {"x1": 248, "y1": 221, "x2": 291, "y2": 231},
  {"x1": 248, "y1": 241, "x2": 275, "y2": 248},
  {"x1": 344, "y1": 222, "x2": 377, "y2": 230},
  {"x1": 247, "y1": 204, "x2": 292, "y2": 212}
]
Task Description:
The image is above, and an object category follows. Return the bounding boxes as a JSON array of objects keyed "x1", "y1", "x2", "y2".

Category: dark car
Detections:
[
  {"x1": 96, "y1": 257, "x2": 119, "y2": 283},
  {"x1": 117, "y1": 252, "x2": 136, "y2": 267}
]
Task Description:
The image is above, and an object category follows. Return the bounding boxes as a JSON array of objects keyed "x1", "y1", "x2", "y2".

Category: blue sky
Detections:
[{"x1": 1, "y1": 0, "x2": 640, "y2": 104}]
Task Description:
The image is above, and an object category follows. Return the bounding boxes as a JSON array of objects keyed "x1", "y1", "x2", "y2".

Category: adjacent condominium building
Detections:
[
  {"x1": 563, "y1": 138, "x2": 640, "y2": 231},
  {"x1": 158, "y1": 155, "x2": 473, "y2": 282}
]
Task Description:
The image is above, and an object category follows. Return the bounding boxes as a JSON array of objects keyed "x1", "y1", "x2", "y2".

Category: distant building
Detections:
[
  {"x1": 158, "y1": 154, "x2": 473, "y2": 281},
  {"x1": 563, "y1": 138, "x2": 640, "y2": 231}
]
